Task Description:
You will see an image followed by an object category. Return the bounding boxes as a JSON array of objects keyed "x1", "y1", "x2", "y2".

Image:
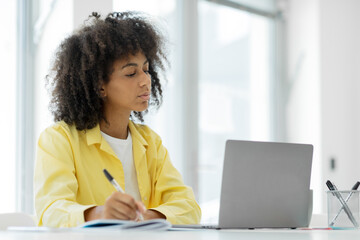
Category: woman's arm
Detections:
[
  {"x1": 149, "y1": 143, "x2": 202, "y2": 224},
  {"x1": 35, "y1": 125, "x2": 146, "y2": 227},
  {"x1": 34, "y1": 126, "x2": 94, "y2": 227}
]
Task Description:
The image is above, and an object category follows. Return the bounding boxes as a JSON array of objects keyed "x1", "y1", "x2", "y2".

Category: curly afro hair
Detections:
[{"x1": 47, "y1": 11, "x2": 168, "y2": 130}]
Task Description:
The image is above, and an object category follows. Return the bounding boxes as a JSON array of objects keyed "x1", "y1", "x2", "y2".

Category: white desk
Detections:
[{"x1": 1, "y1": 229, "x2": 360, "y2": 240}]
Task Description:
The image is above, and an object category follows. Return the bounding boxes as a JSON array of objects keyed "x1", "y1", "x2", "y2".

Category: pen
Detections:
[
  {"x1": 103, "y1": 169, "x2": 144, "y2": 221},
  {"x1": 326, "y1": 180, "x2": 359, "y2": 228},
  {"x1": 329, "y1": 181, "x2": 360, "y2": 226}
]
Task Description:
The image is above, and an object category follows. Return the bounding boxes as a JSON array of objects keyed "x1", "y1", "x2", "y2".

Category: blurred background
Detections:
[{"x1": 1, "y1": 0, "x2": 359, "y2": 224}]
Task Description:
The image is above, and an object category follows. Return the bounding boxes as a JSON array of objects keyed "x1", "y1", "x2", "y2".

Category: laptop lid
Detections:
[{"x1": 218, "y1": 140, "x2": 313, "y2": 229}]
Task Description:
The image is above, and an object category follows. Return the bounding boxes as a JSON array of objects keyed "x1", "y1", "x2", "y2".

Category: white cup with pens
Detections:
[{"x1": 326, "y1": 180, "x2": 360, "y2": 229}]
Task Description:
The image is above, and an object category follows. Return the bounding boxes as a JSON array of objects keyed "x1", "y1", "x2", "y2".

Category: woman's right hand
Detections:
[{"x1": 84, "y1": 192, "x2": 145, "y2": 221}]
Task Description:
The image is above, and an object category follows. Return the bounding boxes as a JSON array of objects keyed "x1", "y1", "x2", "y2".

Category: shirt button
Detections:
[{"x1": 144, "y1": 197, "x2": 147, "y2": 201}]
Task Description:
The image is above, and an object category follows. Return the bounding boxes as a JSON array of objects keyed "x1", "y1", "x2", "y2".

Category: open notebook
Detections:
[{"x1": 78, "y1": 219, "x2": 171, "y2": 231}]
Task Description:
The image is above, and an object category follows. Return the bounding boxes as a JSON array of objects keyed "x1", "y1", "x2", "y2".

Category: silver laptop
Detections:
[
  {"x1": 173, "y1": 140, "x2": 313, "y2": 229},
  {"x1": 218, "y1": 140, "x2": 313, "y2": 229}
]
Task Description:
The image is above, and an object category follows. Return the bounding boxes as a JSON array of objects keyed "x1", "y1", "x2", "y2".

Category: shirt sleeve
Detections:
[
  {"x1": 34, "y1": 126, "x2": 95, "y2": 227},
  {"x1": 149, "y1": 141, "x2": 202, "y2": 224}
]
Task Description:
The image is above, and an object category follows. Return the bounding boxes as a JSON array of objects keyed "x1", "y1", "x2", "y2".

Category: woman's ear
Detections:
[{"x1": 100, "y1": 84, "x2": 107, "y2": 97}]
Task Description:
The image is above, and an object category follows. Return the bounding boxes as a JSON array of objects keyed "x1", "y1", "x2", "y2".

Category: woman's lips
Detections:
[{"x1": 138, "y1": 93, "x2": 150, "y2": 100}]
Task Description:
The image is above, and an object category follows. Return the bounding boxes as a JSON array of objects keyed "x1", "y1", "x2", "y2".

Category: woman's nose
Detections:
[{"x1": 139, "y1": 71, "x2": 151, "y2": 87}]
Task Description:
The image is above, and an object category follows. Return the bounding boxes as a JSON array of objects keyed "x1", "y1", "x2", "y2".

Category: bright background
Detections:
[{"x1": 1, "y1": 0, "x2": 360, "y2": 224}]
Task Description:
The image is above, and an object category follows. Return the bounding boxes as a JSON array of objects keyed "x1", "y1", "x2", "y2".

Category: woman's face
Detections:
[{"x1": 101, "y1": 52, "x2": 151, "y2": 115}]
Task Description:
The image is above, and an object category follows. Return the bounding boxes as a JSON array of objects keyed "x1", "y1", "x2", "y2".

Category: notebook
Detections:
[
  {"x1": 173, "y1": 139, "x2": 313, "y2": 229},
  {"x1": 78, "y1": 219, "x2": 171, "y2": 231}
]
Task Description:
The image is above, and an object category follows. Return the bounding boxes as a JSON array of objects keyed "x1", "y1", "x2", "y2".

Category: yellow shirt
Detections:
[{"x1": 34, "y1": 120, "x2": 201, "y2": 227}]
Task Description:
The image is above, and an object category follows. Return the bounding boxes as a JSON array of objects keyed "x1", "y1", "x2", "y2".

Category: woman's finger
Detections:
[{"x1": 103, "y1": 192, "x2": 139, "y2": 220}]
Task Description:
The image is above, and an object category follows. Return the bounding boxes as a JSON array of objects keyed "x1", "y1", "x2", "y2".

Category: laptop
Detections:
[{"x1": 173, "y1": 140, "x2": 313, "y2": 229}]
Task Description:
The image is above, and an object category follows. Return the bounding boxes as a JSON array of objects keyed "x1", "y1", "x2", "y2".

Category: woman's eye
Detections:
[{"x1": 126, "y1": 72, "x2": 136, "y2": 77}]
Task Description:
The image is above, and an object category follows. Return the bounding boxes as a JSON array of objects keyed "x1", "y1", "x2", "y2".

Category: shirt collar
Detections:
[
  {"x1": 86, "y1": 124, "x2": 102, "y2": 146},
  {"x1": 86, "y1": 120, "x2": 148, "y2": 147},
  {"x1": 128, "y1": 120, "x2": 148, "y2": 147}
]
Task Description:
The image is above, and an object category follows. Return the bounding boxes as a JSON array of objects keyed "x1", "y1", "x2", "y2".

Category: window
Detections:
[
  {"x1": 0, "y1": 0, "x2": 17, "y2": 213},
  {"x1": 198, "y1": 0, "x2": 276, "y2": 223},
  {"x1": 34, "y1": 0, "x2": 74, "y2": 154}
]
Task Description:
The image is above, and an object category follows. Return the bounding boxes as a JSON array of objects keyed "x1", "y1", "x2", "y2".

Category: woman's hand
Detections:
[{"x1": 84, "y1": 192, "x2": 146, "y2": 221}]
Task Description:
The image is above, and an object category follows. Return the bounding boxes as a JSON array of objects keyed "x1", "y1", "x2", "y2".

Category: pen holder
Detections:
[{"x1": 327, "y1": 190, "x2": 360, "y2": 229}]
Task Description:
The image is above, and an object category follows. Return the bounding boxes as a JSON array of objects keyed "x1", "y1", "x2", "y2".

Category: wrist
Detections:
[
  {"x1": 84, "y1": 206, "x2": 104, "y2": 221},
  {"x1": 144, "y1": 209, "x2": 166, "y2": 220}
]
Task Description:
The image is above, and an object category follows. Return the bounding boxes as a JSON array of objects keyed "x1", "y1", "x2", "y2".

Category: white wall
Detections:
[
  {"x1": 73, "y1": 0, "x2": 112, "y2": 29},
  {"x1": 286, "y1": 0, "x2": 360, "y2": 213},
  {"x1": 320, "y1": 0, "x2": 360, "y2": 193}
]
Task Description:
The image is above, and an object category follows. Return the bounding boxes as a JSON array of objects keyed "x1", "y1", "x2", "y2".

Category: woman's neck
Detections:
[{"x1": 99, "y1": 111, "x2": 130, "y2": 139}]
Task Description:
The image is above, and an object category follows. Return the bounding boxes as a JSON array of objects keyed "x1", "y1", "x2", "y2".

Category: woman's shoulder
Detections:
[
  {"x1": 130, "y1": 121, "x2": 161, "y2": 142},
  {"x1": 40, "y1": 121, "x2": 81, "y2": 140},
  {"x1": 42, "y1": 121, "x2": 74, "y2": 132}
]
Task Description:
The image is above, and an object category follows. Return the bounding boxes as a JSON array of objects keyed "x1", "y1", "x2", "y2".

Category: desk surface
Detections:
[{"x1": 1, "y1": 229, "x2": 360, "y2": 240}]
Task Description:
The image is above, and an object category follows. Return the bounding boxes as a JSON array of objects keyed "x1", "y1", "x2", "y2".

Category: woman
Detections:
[{"x1": 34, "y1": 12, "x2": 201, "y2": 227}]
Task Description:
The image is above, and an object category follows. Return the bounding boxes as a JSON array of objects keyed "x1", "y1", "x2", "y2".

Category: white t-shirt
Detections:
[{"x1": 100, "y1": 131, "x2": 142, "y2": 201}]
